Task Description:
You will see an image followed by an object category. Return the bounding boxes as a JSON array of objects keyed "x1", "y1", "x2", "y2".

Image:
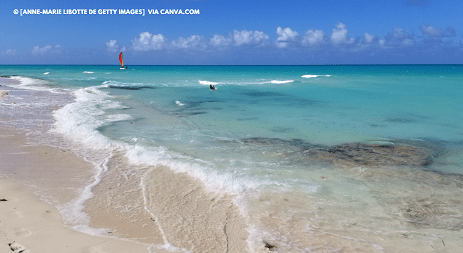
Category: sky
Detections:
[{"x1": 1, "y1": 0, "x2": 462, "y2": 65}]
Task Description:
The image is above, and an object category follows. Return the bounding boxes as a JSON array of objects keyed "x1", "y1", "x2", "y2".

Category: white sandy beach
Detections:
[{"x1": 0, "y1": 179, "x2": 151, "y2": 253}]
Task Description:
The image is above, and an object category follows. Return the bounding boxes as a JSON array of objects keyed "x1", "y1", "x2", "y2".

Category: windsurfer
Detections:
[
  {"x1": 119, "y1": 52, "x2": 126, "y2": 69},
  {"x1": 210, "y1": 84, "x2": 216, "y2": 90}
]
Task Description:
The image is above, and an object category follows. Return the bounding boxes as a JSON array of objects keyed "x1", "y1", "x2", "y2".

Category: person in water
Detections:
[
  {"x1": 210, "y1": 84, "x2": 216, "y2": 90},
  {"x1": 125, "y1": 66, "x2": 128, "y2": 69}
]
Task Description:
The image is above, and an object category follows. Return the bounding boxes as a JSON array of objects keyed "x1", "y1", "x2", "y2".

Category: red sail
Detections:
[{"x1": 119, "y1": 52, "x2": 124, "y2": 67}]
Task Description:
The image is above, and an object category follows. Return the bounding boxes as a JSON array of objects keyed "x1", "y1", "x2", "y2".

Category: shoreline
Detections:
[
  {"x1": 0, "y1": 120, "x2": 249, "y2": 253},
  {"x1": 0, "y1": 125, "x2": 150, "y2": 252},
  {"x1": 0, "y1": 78, "x2": 250, "y2": 252}
]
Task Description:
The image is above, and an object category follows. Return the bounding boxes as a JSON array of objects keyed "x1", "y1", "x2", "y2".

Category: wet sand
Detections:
[
  {"x1": 0, "y1": 127, "x2": 150, "y2": 252},
  {"x1": 0, "y1": 179, "x2": 152, "y2": 253}
]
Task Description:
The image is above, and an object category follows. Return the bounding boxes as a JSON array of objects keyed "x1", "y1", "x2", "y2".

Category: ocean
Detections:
[{"x1": 1, "y1": 65, "x2": 462, "y2": 252}]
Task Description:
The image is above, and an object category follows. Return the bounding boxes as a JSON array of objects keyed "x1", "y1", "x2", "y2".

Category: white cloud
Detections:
[
  {"x1": 331, "y1": 23, "x2": 355, "y2": 45},
  {"x1": 302, "y1": 29, "x2": 325, "y2": 46},
  {"x1": 393, "y1": 28, "x2": 415, "y2": 46},
  {"x1": 173, "y1": 35, "x2": 205, "y2": 49},
  {"x1": 132, "y1": 32, "x2": 167, "y2": 51},
  {"x1": 353, "y1": 33, "x2": 377, "y2": 51},
  {"x1": 32, "y1": 45, "x2": 52, "y2": 54},
  {"x1": 393, "y1": 28, "x2": 408, "y2": 39},
  {"x1": 210, "y1": 34, "x2": 231, "y2": 47},
  {"x1": 420, "y1": 25, "x2": 456, "y2": 38},
  {"x1": 232, "y1": 30, "x2": 269, "y2": 46},
  {"x1": 378, "y1": 39, "x2": 387, "y2": 48},
  {"x1": 32, "y1": 45, "x2": 62, "y2": 54},
  {"x1": 276, "y1": 27, "x2": 299, "y2": 48},
  {"x1": 364, "y1": 33, "x2": 375, "y2": 44},
  {"x1": 421, "y1": 25, "x2": 441, "y2": 37},
  {"x1": 376, "y1": 28, "x2": 415, "y2": 49},
  {"x1": 106, "y1": 40, "x2": 121, "y2": 52},
  {"x1": 3, "y1": 49, "x2": 17, "y2": 55},
  {"x1": 402, "y1": 38, "x2": 414, "y2": 46}
]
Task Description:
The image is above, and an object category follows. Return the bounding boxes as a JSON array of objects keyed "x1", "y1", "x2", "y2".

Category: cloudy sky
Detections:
[{"x1": 1, "y1": 0, "x2": 462, "y2": 65}]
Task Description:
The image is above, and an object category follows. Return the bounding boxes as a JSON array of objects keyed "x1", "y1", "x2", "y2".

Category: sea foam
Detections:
[
  {"x1": 301, "y1": 74, "x2": 331, "y2": 78},
  {"x1": 270, "y1": 80, "x2": 294, "y2": 84},
  {"x1": 199, "y1": 80, "x2": 218, "y2": 85},
  {"x1": 9, "y1": 76, "x2": 63, "y2": 93}
]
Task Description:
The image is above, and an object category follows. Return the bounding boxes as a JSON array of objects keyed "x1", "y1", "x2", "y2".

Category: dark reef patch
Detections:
[
  {"x1": 179, "y1": 97, "x2": 224, "y2": 109},
  {"x1": 239, "y1": 136, "x2": 463, "y2": 231},
  {"x1": 178, "y1": 111, "x2": 207, "y2": 117},
  {"x1": 172, "y1": 97, "x2": 226, "y2": 117},
  {"x1": 236, "y1": 117, "x2": 259, "y2": 121},
  {"x1": 241, "y1": 137, "x2": 315, "y2": 150},
  {"x1": 242, "y1": 91, "x2": 286, "y2": 97},
  {"x1": 370, "y1": 123, "x2": 387, "y2": 128},
  {"x1": 108, "y1": 85, "x2": 156, "y2": 90},
  {"x1": 240, "y1": 137, "x2": 437, "y2": 169},
  {"x1": 386, "y1": 117, "x2": 416, "y2": 123},
  {"x1": 270, "y1": 127, "x2": 294, "y2": 133},
  {"x1": 307, "y1": 143, "x2": 432, "y2": 167}
]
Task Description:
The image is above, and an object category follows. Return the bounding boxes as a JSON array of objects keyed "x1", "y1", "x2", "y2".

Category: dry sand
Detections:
[{"x1": 0, "y1": 179, "x2": 150, "y2": 253}]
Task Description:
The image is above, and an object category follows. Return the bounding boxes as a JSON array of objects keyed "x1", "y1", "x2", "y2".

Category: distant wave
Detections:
[
  {"x1": 270, "y1": 80, "x2": 294, "y2": 84},
  {"x1": 102, "y1": 80, "x2": 155, "y2": 90},
  {"x1": 199, "y1": 80, "x2": 218, "y2": 85},
  {"x1": 44, "y1": 72, "x2": 50, "y2": 75},
  {"x1": 108, "y1": 85, "x2": 155, "y2": 90},
  {"x1": 301, "y1": 75, "x2": 331, "y2": 78},
  {"x1": 175, "y1": 100, "x2": 185, "y2": 106},
  {"x1": 83, "y1": 71, "x2": 94, "y2": 74}
]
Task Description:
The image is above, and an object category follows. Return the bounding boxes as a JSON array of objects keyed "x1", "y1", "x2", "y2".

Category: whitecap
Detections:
[
  {"x1": 301, "y1": 74, "x2": 331, "y2": 78},
  {"x1": 270, "y1": 80, "x2": 294, "y2": 84},
  {"x1": 175, "y1": 100, "x2": 185, "y2": 106},
  {"x1": 44, "y1": 72, "x2": 50, "y2": 75},
  {"x1": 83, "y1": 71, "x2": 94, "y2": 74},
  {"x1": 199, "y1": 80, "x2": 218, "y2": 85}
]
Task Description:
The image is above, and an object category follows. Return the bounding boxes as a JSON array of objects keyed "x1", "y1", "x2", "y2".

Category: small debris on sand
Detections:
[{"x1": 264, "y1": 241, "x2": 276, "y2": 251}]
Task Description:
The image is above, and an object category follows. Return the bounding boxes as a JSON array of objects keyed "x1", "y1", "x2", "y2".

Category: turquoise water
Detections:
[{"x1": 1, "y1": 65, "x2": 463, "y2": 252}]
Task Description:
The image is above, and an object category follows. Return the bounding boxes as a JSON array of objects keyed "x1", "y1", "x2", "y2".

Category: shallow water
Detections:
[{"x1": 1, "y1": 65, "x2": 462, "y2": 252}]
